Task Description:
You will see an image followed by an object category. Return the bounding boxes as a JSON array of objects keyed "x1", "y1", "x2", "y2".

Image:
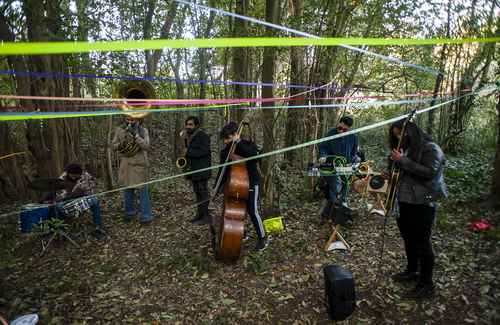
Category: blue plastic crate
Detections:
[{"x1": 19, "y1": 204, "x2": 51, "y2": 233}]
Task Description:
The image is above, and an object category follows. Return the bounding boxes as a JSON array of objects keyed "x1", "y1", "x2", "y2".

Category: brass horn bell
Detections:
[{"x1": 114, "y1": 80, "x2": 156, "y2": 119}]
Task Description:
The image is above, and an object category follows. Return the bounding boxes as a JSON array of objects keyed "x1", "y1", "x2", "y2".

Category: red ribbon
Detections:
[{"x1": 468, "y1": 219, "x2": 493, "y2": 232}]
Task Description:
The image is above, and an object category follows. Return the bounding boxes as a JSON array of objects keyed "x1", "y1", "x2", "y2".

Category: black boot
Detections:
[
  {"x1": 190, "y1": 214, "x2": 203, "y2": 224},
  {"x1": 193, "y1": 213, "x2": 211, "y2": 225},
  {"x1": 391, "y1": 270, "x2": 419, "y2": 283},
  {"x1": 321, "y1": 201, "x2": 334, "y2": 219},
  {"x1": 403, "y1": 283, "x2": 435, "y2": 299},
  {"x1": 255, "y1": 237, "x2": 270, "y2": 252}
]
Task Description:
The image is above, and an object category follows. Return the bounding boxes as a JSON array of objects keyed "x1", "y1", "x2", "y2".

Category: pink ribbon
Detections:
[{"x1": 0, "y1": 91, "x2": 459, "y2": 110}]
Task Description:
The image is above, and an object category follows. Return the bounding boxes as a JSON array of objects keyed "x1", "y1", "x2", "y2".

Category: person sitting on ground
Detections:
[{"x1": 49, "y1": 163, "x2": 104, "y2": 239}]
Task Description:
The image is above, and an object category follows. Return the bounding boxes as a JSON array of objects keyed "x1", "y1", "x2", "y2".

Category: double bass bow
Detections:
[{"x1": 210, "y1": 119, "x2": 249, "y2": 260}]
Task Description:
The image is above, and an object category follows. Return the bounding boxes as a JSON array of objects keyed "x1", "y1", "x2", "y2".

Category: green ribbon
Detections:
[{"x1": 1, "y1": 37, "x2": 498, "y2": 55}]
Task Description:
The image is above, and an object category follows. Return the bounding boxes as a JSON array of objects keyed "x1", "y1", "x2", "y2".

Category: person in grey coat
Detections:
[
  {"x1": 112, "y1": 115, "x2": 153, "y2": 224},
  {"x1": 386, "y1": 120, "x2": 447, "y2": 299}
]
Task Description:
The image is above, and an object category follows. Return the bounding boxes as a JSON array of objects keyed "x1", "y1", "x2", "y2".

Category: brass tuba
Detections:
[
  {"x1": 117, "y1": 135, "x2": 141, "y2": 157},
  {"x1": 114, "y1": 80, "x2": 156, "y2": 119},
  {"x1": 114, "y1": 81, "x2": 156, "y2": 157}
]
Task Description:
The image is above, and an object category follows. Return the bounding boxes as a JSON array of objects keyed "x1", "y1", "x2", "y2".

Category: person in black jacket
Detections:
[
  {"x1": 183, "y1": 116, "x2": 212, "y2": 225},
  {"x1": 217, "y1": 122, "x2": 269, "y2": 252},
  {"x1": 385, "y1": 121, "x2": 447, "y2": 299}
]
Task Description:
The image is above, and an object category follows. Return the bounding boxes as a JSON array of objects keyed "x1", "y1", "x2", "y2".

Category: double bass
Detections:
[{"x1": 210, "y1": 121, "x2": 249, "y2": 260}]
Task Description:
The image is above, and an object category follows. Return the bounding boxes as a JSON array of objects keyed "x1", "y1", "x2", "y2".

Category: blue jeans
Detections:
[
  {"x1": 325, "y1": 175, "x2": 349, "y2": 205},
  {"x1": 54, "y1": 197, "x2": 102, "y2": 227},
  {"x1": 124, "y1": 186, "x2": 152, "y2": 222}
]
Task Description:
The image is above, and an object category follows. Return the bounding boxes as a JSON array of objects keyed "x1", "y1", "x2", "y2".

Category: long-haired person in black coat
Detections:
[{"x1": 387, "y1": 121, "x2": 447, "y2": 299}]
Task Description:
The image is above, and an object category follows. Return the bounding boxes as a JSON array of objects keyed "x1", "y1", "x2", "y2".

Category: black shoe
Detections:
[
  {"x1": 321, "y1": 201, "x2": 334, "y2": 219},
  {"x1": 92, "y1": 228, "x2": 106, "y2": 240},
  {"x1": 190, "y1": 215, "x2": 203, "y2": 224},
  {"x1": 193, "y1": 215, "x2": 211, "y2": 225},
  {"x1": 391, "y1": 271, "x2": 419, "y2": 283},
  {"x1": 255, "y1": 238, "x2": 270, "y2": 252},
  {"x1": 403, "y1": 283, "x2": 435, "y2": 300}
]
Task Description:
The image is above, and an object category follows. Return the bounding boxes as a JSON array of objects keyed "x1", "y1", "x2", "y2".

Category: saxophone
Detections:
[{"x1": 176, "y1": 129, "x2": 188, "y2": 170}]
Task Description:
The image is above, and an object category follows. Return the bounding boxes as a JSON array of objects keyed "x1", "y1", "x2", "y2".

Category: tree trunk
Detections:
[
  {"x1": 0, "y1": 13, "x2": 33, "y2": 201},
  {"x1": 231, "y1": 0, "x2": 248, "y2": 122},
  {"x1": 1, "y1": 0, "x2": 74, "y2": 200},
  {"x1": 427, "y1": 73, "x2": 444, "y2": 136},
  {"x1": 144, "y1": 0, "x2": 157, "y2": 76},
  {"x1": 170, "y1": 50, "x2": 185, "y2": 164},
  {"x1": 260, "y1": 0, "x2": 280, "y2": 215},
  {"x1": 428, "y1": 0, "x2": 451, "y2": 136},
  {"x1": 284, "y1": 0, "x2": 304, "y2": 165},
  {"x1": 196, "y1": 0, "x2": 216, "y2": 124},
  {"x1": 145, "y1": 0, "x2": 179, "y2": 77},
  {"x1": 24, "y1": 0, "x2": 73, "y2": 181}
]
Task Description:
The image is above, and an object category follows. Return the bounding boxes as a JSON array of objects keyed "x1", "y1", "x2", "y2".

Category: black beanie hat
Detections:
[
  {"x1": 65, "y1": 163, "x2": 83, "y2": 175},
  {"x1": 339, "y1": 116, "x2": 354, "y2": 127},
  {"x1": 220, "y1": 122, "x2": 239, "y2": 139}
]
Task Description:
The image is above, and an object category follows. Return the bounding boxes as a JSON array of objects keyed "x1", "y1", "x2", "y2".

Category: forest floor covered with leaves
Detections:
[{"x1": 1, "y1": 149, "x2": 499, "y2": 324}]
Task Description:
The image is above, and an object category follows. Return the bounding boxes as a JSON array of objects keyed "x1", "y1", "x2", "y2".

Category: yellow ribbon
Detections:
[{"x1": 0, "y1": 37, "x2": 498, "y2": 55}]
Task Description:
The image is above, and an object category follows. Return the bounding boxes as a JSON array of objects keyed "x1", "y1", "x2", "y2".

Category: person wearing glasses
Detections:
[
  {"x1": 182, "y1": 116, "x2": 212, "y2": 225},
  {"x1": 318, "y1": 116, "x2": 358, "y2": 219}
]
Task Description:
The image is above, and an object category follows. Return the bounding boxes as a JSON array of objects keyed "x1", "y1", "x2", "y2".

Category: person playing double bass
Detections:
[
  {"x1": 217, "y1": 122, "x2": 269, "y2": 252},
  {"x1": 182, "y1": 116, "x2": 212, "y2": 225}
]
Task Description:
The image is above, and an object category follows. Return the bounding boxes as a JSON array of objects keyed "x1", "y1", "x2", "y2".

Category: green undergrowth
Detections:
[{"x1": 438, "y1": 149, "x2": 497, "y2": 238}]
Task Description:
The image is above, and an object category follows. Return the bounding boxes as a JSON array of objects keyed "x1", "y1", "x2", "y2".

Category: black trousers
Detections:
[
  {"x1": 247, "y1": 184, "x2": 265, "y2": 240},
  {"x1": 397, "y1": 202, "x2": 436, "y2": 285},
  {"x1": 191, "y1": 179, "x2": 209, "y2": 218}
]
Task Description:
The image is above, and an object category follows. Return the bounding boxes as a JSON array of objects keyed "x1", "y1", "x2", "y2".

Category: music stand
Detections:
[
  {"x1": 324, "y1": 206, "x2": 352, "y2": 253},
  {"x1": 28, "y1": 178, "x2": 80, "y2": 254}
]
